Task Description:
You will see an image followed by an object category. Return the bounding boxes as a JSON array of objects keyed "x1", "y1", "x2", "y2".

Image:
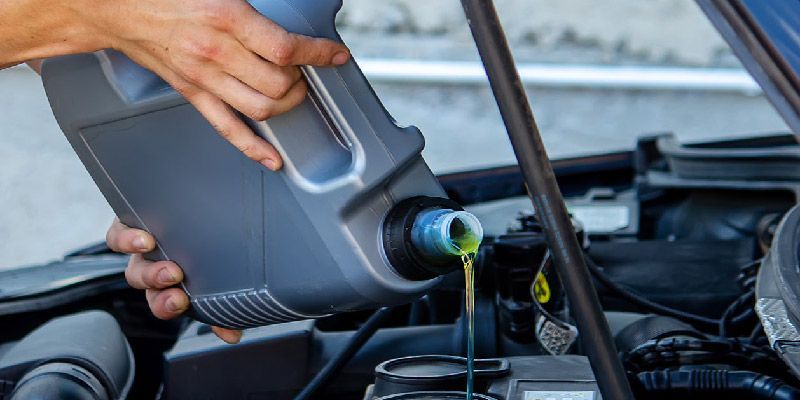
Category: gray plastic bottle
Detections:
[{"x1": 41, "y1": 0, "x2": 483, "y2": 329}]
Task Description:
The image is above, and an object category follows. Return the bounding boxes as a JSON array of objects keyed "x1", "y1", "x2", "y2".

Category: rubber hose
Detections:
[
  {"x1": 584, "y1": 256, "x2": 719, "y2": 328},
  {"x1": 637, "y1": 369, "x2": 800, "y2": 400}
]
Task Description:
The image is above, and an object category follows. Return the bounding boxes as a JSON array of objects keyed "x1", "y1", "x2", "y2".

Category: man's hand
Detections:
[
  {"x1": 106, "y1": 218, "x2": 243, "y2": 344},
  {"x1": 2, "y1": 0, "x2": 350, "y2": 170},
  {"x1": 94, "y1": 0, "x2": 350, "y2": 170},
  {"x1": 92, "y1": 0, "x2": 350, "y2": 170}
]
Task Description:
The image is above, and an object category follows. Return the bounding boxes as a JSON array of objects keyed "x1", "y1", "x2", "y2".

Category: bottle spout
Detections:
[
  {"x1": 410, "y1": 209, "x2": 484, "y2": 260},
  {"x1": 383, "y1": 197, "x2": 484, "y2": 281}
]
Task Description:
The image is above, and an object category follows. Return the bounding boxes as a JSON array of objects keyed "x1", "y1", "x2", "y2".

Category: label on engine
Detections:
[
  {"x1": 533, "y1": 273, "x2": 552, "y2": 303},
  {"x1": 524, "y1": 391, "x2": 595, "y2": 400},
  {"x1": 569, "y1": 205, "x2": 629, "y2": 233}
]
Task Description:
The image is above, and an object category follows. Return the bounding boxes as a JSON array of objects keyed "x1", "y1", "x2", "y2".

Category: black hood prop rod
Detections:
[{"x1": 458, "y1": 1, "x2": 635, "y2": 399}]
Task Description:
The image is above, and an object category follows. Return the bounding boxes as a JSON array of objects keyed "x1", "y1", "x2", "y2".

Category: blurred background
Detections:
[{"x1": 0, "y1": 0, "x2": 789, "y2": 270}]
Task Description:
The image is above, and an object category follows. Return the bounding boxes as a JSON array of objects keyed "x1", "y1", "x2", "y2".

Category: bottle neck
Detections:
[{"x1": 410, "y1": 208, "x2": 484, "y2": 261}]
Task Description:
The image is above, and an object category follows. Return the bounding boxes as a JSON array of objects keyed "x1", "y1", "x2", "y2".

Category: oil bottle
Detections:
[{"x1": 41, "y1": 0, "x2": 483, "y2": 329}]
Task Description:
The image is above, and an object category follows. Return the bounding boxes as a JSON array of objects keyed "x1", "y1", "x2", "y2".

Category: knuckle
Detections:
[
  {"x1": 269, "y1": 74, "x2": 295, "y2": 98},
  {"x1": 180, "y1": 64, "x2": 205, "y2": 85},
  {"x1": 248, "y1": 102, "x2": 274, "y2": 121},
  {"x1": 284, "y1": 80, "x2": 307, "y2": 109},
  {"x1": 184, "y1": 38, "x2": 222, "y2": 62},
  {"x1": 237, "y1": 142, "x2": 257, "y2": 157},
  {"x1": 142, "y1": 265, "x2": 160, "y2": 287},
  {"x1": 201, "y1": 4, "x2": 236, "y2": 30},
  {"x1": 211, "y1": 120, "x2": 236, "y2": 141},
  {"x1": 270, "y1": 38, "x2": 297, "y2": 66},
  {"x1": 288, "y1": 66, "x2": 302, "y2": 81},
  {"x1": 287, "y1": 89, "x2": 306, "y2": 109}
]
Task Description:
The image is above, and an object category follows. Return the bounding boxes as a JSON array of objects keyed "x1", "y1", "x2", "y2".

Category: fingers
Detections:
[
  {"x1": 236, "y1": 10, "x2": 350, "y2": 67},
  {"x1": 145, "y1": 286, "x2": 242, "y2": 345},
  {"x1": 195, "y1": 70, "x2": 273, "y2": 120},
  {"x1": 119, "y1": 236, "x2": 188, "y2": 321},
  {"x1": 253, "y1": 78, "x2": 308, "y2": 120},
  {"x1": 212, "y1": 326, "x2": 243, "y2": 344},
  {"x1": 125, "y1": 254, "x2": 184, "y2": 290},
  {"x1": 132, "y1": 257, "x2": 242, "y2": 345},
  {"x1": 176, "y1": 38, "x2": 308, "y2": 123},
  {"x1": 185, "y1": 90, "x2": 283, "y2": 170},
  {"x1": 145, "y1": 287, "x2": 190, "y2": 320},
  {"x1": 191, "y1": 69, "x2": 283, "y2": 122},
  {"x1": 106, "y1": 218, "x2": 155, "y2": 253},
  {"x1": 222, "y1": 48, "x2": 302, "y2": 100},
  {"x1": 147, "y1": 289, "x2": 242, "y2": 343},
  {"x1": 126, "y1": 49, "x2": 284, "y2": 170},
  {"x1": 129, "y1": 253, "x2": 242, "y2": 343}
]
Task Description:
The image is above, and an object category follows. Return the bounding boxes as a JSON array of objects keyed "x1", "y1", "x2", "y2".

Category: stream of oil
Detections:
[
  {"x1": 450, "y1": 217, "x2": 482, "y2": 400},
  {"x1": 461, "y1": 250, "x2": 477, "y2": 400}
]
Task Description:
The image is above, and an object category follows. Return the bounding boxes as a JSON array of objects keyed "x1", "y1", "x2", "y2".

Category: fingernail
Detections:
[
  {"x1": 133, "y1": 235, "x2": 149, "y2": 251},
  {"x1": 166, "y1": 296, "x2": 188, "y2": 313},
  {"x1": 332, "y1": 51, "x2": 349, "y2": 65},
  {"x1": 262, "y1": 158, "x2": 278, "y2": 171},
  {"x1": 158, "y1": 268, "x2": 177, "y2": 284}
]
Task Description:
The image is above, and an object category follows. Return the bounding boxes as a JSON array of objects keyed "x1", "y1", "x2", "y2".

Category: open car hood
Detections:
[{"x1": 698, "y1": 0, "x2": 800, "y2": 134}]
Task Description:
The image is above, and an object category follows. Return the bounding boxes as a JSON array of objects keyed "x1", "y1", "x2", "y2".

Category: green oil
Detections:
[
  {"x1": 461, "y1": 249, "x2": 477, "y2": 400},
  {"x1": 449, "y1": 218, "x2": 481, "y2": 255},
  {"x1": 449, "y1": 216, "x2": 481, "y2": 400}
]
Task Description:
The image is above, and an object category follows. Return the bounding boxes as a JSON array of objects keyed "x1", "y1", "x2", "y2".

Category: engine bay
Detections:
[{"x1": 1, "y1": 132, "x2": 800, "y2": 399}]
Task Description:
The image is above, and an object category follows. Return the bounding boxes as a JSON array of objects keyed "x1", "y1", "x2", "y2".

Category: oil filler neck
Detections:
[{"x1": 383, "y1": 197, "x2": 484, "y2": 281}]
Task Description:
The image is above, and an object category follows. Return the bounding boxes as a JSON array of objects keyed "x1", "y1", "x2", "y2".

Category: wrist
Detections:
[
  {"x1": 71, "y1": 0, "x2": 144, "y2": 53},
  {"x1": 0, "y1": 0, "x2": 111, "y2": 64},
  {"x1": 57, "y1": 0, "x2": 114, "y2": 52}
]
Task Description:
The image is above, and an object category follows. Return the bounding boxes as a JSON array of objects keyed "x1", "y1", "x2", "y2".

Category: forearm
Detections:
[{"x1": 0, "y1": 0, "x2": 107, "y2": 67}]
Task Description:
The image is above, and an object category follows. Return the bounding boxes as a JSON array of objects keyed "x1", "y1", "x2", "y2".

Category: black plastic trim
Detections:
[{"x1": 383, "y1": 196, "x2": 464, "y2": 281}]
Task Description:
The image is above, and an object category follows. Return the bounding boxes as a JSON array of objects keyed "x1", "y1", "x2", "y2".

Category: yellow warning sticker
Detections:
[{"x1": 533, "y1": 273, "x2": 551, "y2": 304}]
